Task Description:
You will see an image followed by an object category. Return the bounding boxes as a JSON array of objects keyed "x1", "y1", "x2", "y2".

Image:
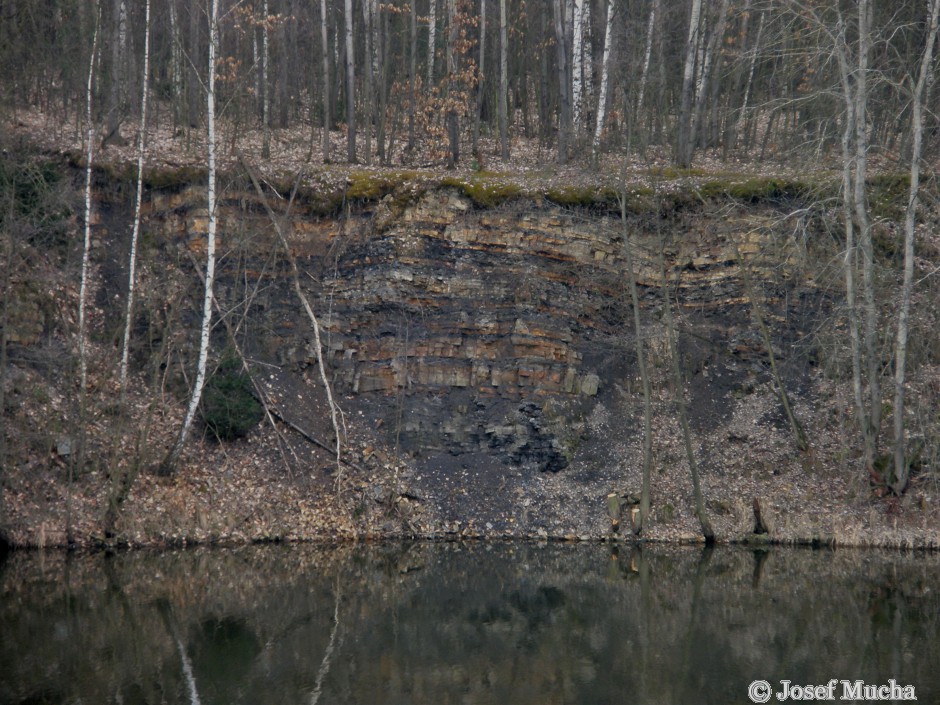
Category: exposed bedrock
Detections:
[{"x1": 132, "y1": 182, "x2": 821, "y2": 531}]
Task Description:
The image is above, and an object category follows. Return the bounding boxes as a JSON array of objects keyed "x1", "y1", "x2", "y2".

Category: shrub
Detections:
[{"x1": 200, "y1": 355, "x2": 264, "y2": 441}]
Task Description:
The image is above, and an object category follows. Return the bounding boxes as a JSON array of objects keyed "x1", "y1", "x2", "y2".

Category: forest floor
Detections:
[{"x1": 2, "y1": 106, "x2": 940, "y2": 551}]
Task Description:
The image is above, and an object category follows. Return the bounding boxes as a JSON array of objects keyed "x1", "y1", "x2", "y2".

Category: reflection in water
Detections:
[{"x1": 1, "y1": 543, "x2": 938, "y2": 705}]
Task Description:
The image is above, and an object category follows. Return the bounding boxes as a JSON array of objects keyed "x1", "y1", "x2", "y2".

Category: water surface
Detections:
[{"x1": 1, "y1": 542, "x2": 938, "y2": 705}]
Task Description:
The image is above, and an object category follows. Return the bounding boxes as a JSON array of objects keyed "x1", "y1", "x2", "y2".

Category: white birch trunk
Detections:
[
  {"x1": 80, "y1": 7, "x2": 101, "y2": 393},
  {"x1": 119, "y1": 0, "x2": 150, "y2": 391},
  {"x1": 428, "y1": 0, "x2": 437, "y2": 87},
  {"x1": 893, "y1": 0, "x2": 940, "y2": 492},
  {"x1": 677, "y1": 0, "x2": 704, "y2": 166},
  {"x1": 582, "y1": 0, "x2": 592, "y2": 123},
  {"x1": 735, "y1": 10, "x2": 764, "y2": 141},
  {"x1": 571, "y1": 0, "x2": 584, "y2": 131},
  {"x1": 592, "y1": 0, "x2": 613, "y2": 161},
  {"x1": 163, "y1": 0, "x2": 219, "y2": 474},
  {"x1": 690, "y1": 0, "x2": 729, "y2": 154},
  {"x1": 635, "y1": 0, "x2": 659, "y2": 122}
]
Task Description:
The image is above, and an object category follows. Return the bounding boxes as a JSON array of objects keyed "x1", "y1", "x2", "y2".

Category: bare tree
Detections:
[
  {"x1": 892, "y1": 0, "x2": 940, "y2": 494},
  {"x1": 618, "y1": 194, "x2": 653, "y2": 534},
  {"x1": 635, "y1": 0, "x2": 660, "y2": 127},
  {"x1": 676, "y1": 0, "x2": 705, "y2": 167},
  {"x1": 592, "y1": 0, "x2": 614, "y2": 163},
  {"x1": 162, "y1": 0, "x2": 220, "y2": 475},
  {"x1": 363, "y1": 0, "x2": 375, "y2": 165},
  {"x1": 261, "y1": 0, "x2": 271, "y2": 158},
  {"x1": 552, "y1": 0, "x2": 571, "y2": 164},
  {"x1": 428, "y1": 0, "x2": 438, "y2": 87},
  {"x1": 659, "y1": 250, "x2": 714, "y2": 542},
  {"x1": 345, "y1": 0, "x2": 357, "y2": 162},
  {"x1": 445, "y1": 0, "x2": 459, "y2": 167},
  {"x1": 119, "y1": 0, "x2": 151, "y2": 391},
  {"x1": 472, "y1": 0, "x2": 485, "y2": 157},
  {"x1": 571, "y1": 0, "x2": 584, "y2": 133},
  {"x1": 498, "y1": 0, "x2": 509, "y2": 159},
  {"x1": 79, "y1": 6, "x2": 101, "y2": 395},
  {"x1": 321, "y1": 0, "x2": 331, "y2": 161}
]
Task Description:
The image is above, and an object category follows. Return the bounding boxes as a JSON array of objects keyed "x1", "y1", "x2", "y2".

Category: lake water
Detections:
[{"x1": 1, "y1": 542, "x2": 938, "y2": 705}]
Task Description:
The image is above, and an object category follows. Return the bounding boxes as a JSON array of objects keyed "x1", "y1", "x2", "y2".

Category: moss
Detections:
[
  {"x1": 440, "y1": 174, "x2": 522, "y2": 207},
  {"x1": 696, "y1": 177, "x2": 815, "y2": 203},
  {"x1": 543, "y1": 185, "x2": 625, "y2": 210}
]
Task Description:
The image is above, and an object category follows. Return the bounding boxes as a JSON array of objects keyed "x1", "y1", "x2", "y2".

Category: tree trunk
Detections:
[
  {"x1": 80, "y1": 7, "x2": 101, "y2": 395},
  {"x1": 237, "y1": 154, "x2": 346, "y2": 479},
  {"x1": 689, "y1": 0, "x2": 729, "y2": 154},
  {"x1": 676, "y1": 0, "x2": 704, "y2": 167},
  {"x1": 571, "y1": 0, "x2": 584, "y2": 133},
  {"x1": 119, "y1": 0, "x2": 150, "y2": 390},
  {"x1": 835, "y1": 27, "x2": 867, "y2": 471},
  {"x1": 659, "y1": 252, "x2": 714, "y2": 542},
  {"x1": 168, "y1": 0, "x2": 183, "y2": 128},
  {"x1": 472, "y1": 0, "x2": 485, "y2": 157},
  {"x1": 498, "y1": 0, "x2": 509, "y2": 159},
  {"x1": 619, "y1": 195, "x2": 653, "y2": 535},
  {"x1": 106, "y1": 0, "x2": 128, "y2": 143},
  {"x1": 362, "y1": 0, "x2": 374, "y2": 164},
  {"x1": 727, "y1": 8, "x2": 763, "y2": 155},
  {"x1": 261, "y1": 0, "x2": 271, "y2": 158},
  {"x1": 446, "y1": 0, "x2": 459, "y2": 167},
  {"x1": 321, "y1": 0, "x2": 331, "y2": 161},
  {"x1": 428, "y1": 0, "x2": 437, "y2": 87},
  {"x1": 552, "y1": 0, "x2": 570, "y2": 164},
  {"x1": 591, "y1": 0, "x2": 613, "y2": 163},
  {"x1": 855, "y1": 0, "x2": 880, "y2": 465},
  {"x1": 345, "y1": 0, "x2": 357, "y2": 162},
  {"x1": 161, "y1": 0, "x2": 220, "y2": 475},
  {"x1": 635, "y1": 0, "x2": 659, "y2": 129},
  {"x1": 892, "y1": 0, "x2": 940, "y2": 494},
  {"x1": 408, "y1": 0, "x2": 417, "y2": 154}
]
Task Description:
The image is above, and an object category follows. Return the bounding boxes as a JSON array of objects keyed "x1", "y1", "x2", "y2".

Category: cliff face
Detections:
[{"x1": 129, "y1": 178, "x2": 821, "y2": 536}]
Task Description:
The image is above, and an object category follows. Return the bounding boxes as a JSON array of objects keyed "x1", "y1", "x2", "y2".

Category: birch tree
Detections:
[
  {"x1": 345, "y1": 0, "x2": 357, "y2": 162},
  {"x1": 676, "y1": 0, "x2": 705, "y2": 167},
  {"x1": 428, "y1": 0, "x2": 437, "y2": 87},
  {"x1": 119, "y1": 0, "x2": 151, "y2": 390},
  {"x1": 571, "y1": 0, "x2": 584, "y2": 132},
  {"x1": 635, "y1": 0, "x2": 660, "y2": 126},
  {"x1": 689, "y1": 0, "x2": 730, "y2": 157},
  {"x1": 80, "y1": 7, "x2": 101, "y2": 394},
  {"x1": 592, "y1": 0, "x2": 614, "y2": 163},
  {"x1": 321, "y1": 0, "x2": 331, "y2": 161},
  {"x1": 161, "y1": 0, "x2": 220, "y2": 475},
  {"x1": 892, "y1": 0, "x2": 940, "y2": 494}
]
